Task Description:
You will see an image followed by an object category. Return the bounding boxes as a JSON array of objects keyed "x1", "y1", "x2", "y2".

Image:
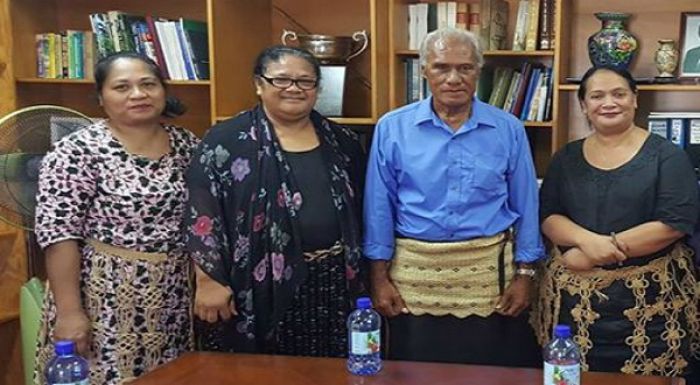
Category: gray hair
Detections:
[{"x1": 418, "y1": 28, "x2": 484, "y2": 69}]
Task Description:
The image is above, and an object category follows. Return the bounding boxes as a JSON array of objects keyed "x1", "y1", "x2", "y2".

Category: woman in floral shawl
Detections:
[{"x1": 184, "y1": 45, "x2": 366, "y2": 356}]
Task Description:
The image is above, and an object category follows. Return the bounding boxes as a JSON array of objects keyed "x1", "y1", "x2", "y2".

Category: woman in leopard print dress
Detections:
[{"x1": 34, "y1": 52, "x2": 199, "y2": 384}]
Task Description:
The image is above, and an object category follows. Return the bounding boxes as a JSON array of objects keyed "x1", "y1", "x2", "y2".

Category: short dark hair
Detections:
[
  {"x1": 94, "y1": 52, "x2": 186, "y2": 117},
  {"x1": 252, "y1": 45, "x2": 321, "y2": 81},
  {"x1": 577, "y1": 65, "x2": 637, "y2": 101}
]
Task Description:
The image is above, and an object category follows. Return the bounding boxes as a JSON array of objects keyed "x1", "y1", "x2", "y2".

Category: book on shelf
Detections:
[
  {"x1": 512, "y1": 0, "x2": 548, "y2": 51},
  {"x1": 89, "y1": 13, "x2": 114, "y2": 59},
  {"x1": 538, "y1": 0, "x2": 555, "y2": 50},
  {"x1": 489, "y1": 0, "x2": 509, "y2": 51},
  {"x1": 468, "y1": 3, "x2": 481, "y2": 35},
  {"x1": 524, "y1": 0, "x2": 540, "y2": 51},
  {"x1": 86, "y1": 10, "x2": 209, "y2": 80},
  {"x1": 35, "y1": 31, "x2": 95, "y2": 80},
  {"x1": 512, "y1": 0, "x2": 529, "y2": 51},
  {"x1": 456, "y1": 2, "x2": 468, "y2": 30},
  {"x1": 473, "y1": 62, "x2": 552, "y2": 122},
  {"x1": 408, "y1": 2, "x2": 475, "y2": 51},
  {"x1": 479, "y1": 0, "x2": 491, "y2": 49},
  {"x1": 180, "y1": 19, "x2": 210, "y2": 80}
]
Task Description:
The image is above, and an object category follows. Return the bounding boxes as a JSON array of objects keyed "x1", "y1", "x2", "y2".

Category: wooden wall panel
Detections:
[
  {"x1": 0, "y1": 0, "x2": 15, "y2": 115},
  {"x1": 1, "y1": 2, "x2": 29, "y2": 385}
]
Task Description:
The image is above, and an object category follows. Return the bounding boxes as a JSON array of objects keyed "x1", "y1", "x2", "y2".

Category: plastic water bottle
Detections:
[
  {"x1": 45, "y1": 340, "x2": 89, "y2": 385},
  {"x1": 543, "y1": 324, "x2": 581, "y2": 385},
  {"x1": 347, "y1": 297, "x2": 382, "y2": 375}
]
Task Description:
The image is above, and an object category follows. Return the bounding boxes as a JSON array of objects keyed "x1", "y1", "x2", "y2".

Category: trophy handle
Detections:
[
  {"x1": 281, "y1": 29, "x2": 298, "y2": 46},
  {"x1": 347, "y1": 30, "x2": 368, "y2": 61}
]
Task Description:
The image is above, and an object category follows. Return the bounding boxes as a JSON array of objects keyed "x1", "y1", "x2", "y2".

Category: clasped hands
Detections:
[{"x1": 562, "y1": 233, "x2": 629, "y2": 271}]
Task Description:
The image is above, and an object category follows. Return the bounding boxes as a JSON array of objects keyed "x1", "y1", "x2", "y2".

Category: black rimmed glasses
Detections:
[{"x1": 258, "y1": 74, "x2": 318, "y2": 90}]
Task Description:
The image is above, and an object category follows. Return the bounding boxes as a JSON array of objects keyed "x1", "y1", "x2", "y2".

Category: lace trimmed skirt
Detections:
[{"x1": 533, "y1": 243, "x2": 700, "y2": 376}]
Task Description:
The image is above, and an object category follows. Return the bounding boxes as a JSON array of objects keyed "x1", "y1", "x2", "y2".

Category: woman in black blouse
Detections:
[
  {"x1": 183, "y1": 46, "x2": 366, "y2": 356},
  {"x1": 534, "y1": 65, "x2": 700, "y2": 377}
]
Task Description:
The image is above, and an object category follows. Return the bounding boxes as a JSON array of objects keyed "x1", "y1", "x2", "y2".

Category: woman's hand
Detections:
[
  {"x1": 194, "y1": 274, "x2": 237, "y2": 323},
  {"x1": 562, "y1": 248, "x2": 596, "y2": 271},
  {"x1": 578, "y1": 233, "x2": 627, "y2": 267},
  {"x1": 53, "y1": 309, "x2": 92, "y2": 357}
]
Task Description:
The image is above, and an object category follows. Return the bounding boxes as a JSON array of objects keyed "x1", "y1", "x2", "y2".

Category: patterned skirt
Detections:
[
  {"x1": 34, "y1": 244, "x2": 192, "y2": 385},
  {"x1": 533, "y1": 243, "x2": 700, "y2": 376},
  {"x1": 274, "y1": 252, "x2": 349, "y2": 357},
  {"x1": 196, "y1": 252, "x2": 350, "y2": 357}
]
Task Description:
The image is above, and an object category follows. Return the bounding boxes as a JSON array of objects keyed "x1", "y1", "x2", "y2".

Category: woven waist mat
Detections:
[{"x1": 390, "y1": 233, "x2": 513, "y2": 318}]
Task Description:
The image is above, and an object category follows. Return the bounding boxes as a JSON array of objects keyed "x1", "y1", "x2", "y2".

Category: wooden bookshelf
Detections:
[
  {"x1": 6, "y1": 0, "x2": 389, "y2": 137},
  {"x1": 388, "y1": 0, "x2": 559, "y2": 176},
  {"x1": 554, "y1": 0, "x2": 700, "y2": 143}
]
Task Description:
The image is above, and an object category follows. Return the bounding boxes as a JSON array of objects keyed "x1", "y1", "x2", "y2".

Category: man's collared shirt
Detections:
[{"x1": 363, "y1": 96, "x2": 545, "y2": 263}]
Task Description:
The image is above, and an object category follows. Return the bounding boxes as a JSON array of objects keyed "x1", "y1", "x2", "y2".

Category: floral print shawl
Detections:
[{"x1": 184, "y1": 105, "x2": 365, "y2": 352}]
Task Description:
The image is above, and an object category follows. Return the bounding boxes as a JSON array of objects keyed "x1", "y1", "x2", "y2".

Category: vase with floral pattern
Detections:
[
  {"x1": 587, "y1": 12, "x2": 638, "y2": 70},
  {"x1": 654, "y1": 39, "x2": 679, "y2": 78}
]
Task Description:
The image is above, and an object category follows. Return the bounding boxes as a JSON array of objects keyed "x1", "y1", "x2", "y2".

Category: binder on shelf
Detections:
[
  {"x1": 648, "y1": 116, "x2": 669, "y2": 139},
  {"x1": 648, "y1": 112, "x2": 700, "y2": 149}
]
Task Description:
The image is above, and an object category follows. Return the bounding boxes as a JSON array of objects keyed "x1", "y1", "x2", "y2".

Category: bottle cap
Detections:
[
  {"x1": 554, "y1": 324, "x2": 571, "y2": 339},
  {"x1": 54, "y1": 340, "x2": 75, "y2": 356},
  {"x1": 356, "y1": 297, "x2": 372, "y2": 309}
]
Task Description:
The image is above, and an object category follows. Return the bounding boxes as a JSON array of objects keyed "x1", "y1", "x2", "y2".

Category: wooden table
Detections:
[{"x1": 131, "y1": 352, "x2": 685, "y2": 385}]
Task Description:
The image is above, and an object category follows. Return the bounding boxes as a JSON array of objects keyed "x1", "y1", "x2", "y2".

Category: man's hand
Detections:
[
  {"x1": 53, "y1": 309, "x2": 92, "y2": 357},
  {"x1": 495, "y1": 276, "x2": 532, "y2": 317},
  {"x1": 371, "y1": 278, "x2": 408, "y2": 317},
  {"x1": 370, "y1": 260, "x2": 408, "y2": 317}
]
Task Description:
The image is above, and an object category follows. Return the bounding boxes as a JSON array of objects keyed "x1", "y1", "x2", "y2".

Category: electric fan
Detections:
[{"x1": 0, "y1": 105, "x2": 92, "y2": 231}]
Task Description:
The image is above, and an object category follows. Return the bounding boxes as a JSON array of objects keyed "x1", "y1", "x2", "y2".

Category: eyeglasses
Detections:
[{"x1": 258, "y1": 75, "x2": 318, "y2": 90}]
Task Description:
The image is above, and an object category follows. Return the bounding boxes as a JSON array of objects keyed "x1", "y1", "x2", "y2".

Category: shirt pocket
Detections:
[{"x1": 471, "y1": 156, "x2": 508, "y2": 200}]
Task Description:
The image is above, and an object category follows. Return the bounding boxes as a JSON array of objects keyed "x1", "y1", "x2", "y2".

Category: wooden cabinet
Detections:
[
  {"x1": 7, "y1": 0, "x2": 389, "y2": 136},
  {"x1": 555, "y1": 0, "x2": 700, "y2": 148}
]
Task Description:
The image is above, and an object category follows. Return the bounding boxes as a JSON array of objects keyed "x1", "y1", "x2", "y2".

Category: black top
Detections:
[
  {"x1": 285, "y1": 146, "x2": 341, "y2": 251},
  {"x1": 540, "y1": 134, "x2": 699, "y2": 266}
]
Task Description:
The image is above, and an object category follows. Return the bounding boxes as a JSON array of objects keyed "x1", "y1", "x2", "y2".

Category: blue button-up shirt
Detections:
[{"x1": 363, "y1": 97, "x2": 545, "y2": 263}]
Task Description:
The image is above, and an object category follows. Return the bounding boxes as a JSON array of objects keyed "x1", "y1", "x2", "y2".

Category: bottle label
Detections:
[
  {"x1": 50, "y1": 380, "x2": 89, "y2": 385},
  {"x1": 350, "y1": 330, "x2": 380, "y2": 355},
  {"x1": 544, "y1": 362, "x2": 580, "y2": 385}
]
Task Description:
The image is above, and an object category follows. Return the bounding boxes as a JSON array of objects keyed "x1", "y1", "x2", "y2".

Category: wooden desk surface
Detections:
[{"x1": 131, "y1": 352, "x2": 683, "y2": 385}]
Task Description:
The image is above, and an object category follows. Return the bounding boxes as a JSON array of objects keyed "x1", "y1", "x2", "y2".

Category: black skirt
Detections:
[
  {"x1": 196, "y1": 252, "x2": 350, "y2": 357},
  {"x1": 386, "y1": 311, "x2": 542, "y2": 367}
]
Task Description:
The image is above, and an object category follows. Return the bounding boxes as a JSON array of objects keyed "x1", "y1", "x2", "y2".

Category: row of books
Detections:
[
  {"x1": 406, "y1": 0, "x2": 555, "y2": 52},
  {"x1": 477, "y1": 62, "x2": 553, "y2": 122},
  {"x1": 35, "y1": 31, "x2": 95, "y2": 79},
  {"x1": 512, "y1": 0, "x2": 555, "y2": 51},
  {"x1": 648, "y1": 112, "x2": 700, "y2": 149},
  {"x1": 88, "y1": 11, "x2": 209, "y2": 80}
]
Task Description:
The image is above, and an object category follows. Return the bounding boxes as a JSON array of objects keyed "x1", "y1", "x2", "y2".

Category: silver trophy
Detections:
[{"x1": 282, "y1": 30, "x2": 368, "y2": 116}]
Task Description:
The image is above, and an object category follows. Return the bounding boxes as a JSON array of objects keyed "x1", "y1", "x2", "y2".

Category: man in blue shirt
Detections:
[{"x1": 364, "y1": 28, "x2": 545, "y2": 366}]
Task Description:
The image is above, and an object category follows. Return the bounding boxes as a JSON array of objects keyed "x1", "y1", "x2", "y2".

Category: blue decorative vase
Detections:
[{"x1": 587, "y1": 12, "x2": 638, "y2": 70}]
